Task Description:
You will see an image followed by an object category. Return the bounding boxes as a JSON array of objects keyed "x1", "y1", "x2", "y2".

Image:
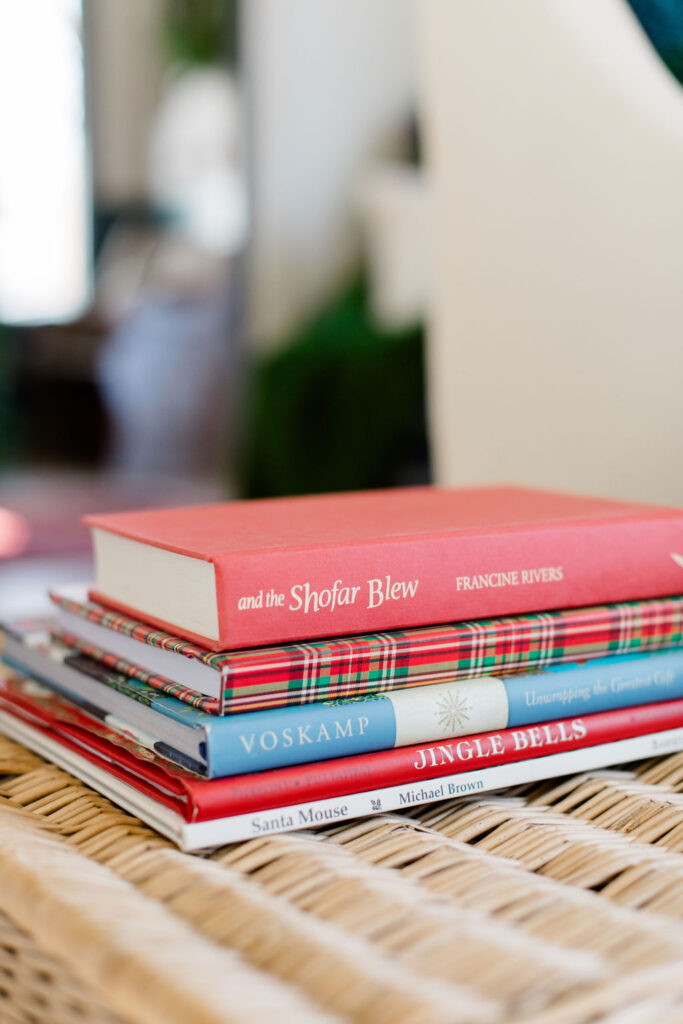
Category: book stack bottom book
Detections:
[{"x1": 2, "y1": 586, "x2": 683, "y2": 850}]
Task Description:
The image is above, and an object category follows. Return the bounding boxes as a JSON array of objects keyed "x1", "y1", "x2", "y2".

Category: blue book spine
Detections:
[
  {"x1": 197, "y1": 648, "x2": 683, "y2": 777},
  {"x1": 203, "y1": 694, "x2": 397, "y2": 776}
]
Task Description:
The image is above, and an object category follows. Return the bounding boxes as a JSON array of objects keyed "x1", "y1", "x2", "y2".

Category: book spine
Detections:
[
  {"x1": 193, "y1": 699, "x2": 683, "y2": 820},
  {"x1": 183, "y1": 727, "x2": 683, "y2": 848},
  {"x1": 218, "y1": 517, "x2": 683, "y2": 647},
  {"x1": 203, "y1": 649, "x2": 683, "y2": 776}
]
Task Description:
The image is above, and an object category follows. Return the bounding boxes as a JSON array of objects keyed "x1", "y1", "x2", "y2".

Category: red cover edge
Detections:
[{"x1": 0, "y1": 696, "x2": 196, "y2": 820}]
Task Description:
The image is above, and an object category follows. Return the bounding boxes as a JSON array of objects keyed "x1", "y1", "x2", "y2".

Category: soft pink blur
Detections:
[{"x1": 0, "y1": 508, "x2": 30, "y2": 559}]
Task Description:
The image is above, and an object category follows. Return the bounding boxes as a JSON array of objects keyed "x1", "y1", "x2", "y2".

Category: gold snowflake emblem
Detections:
[{"x1": 435, "y1": 691, "x2": 471, "y2": 734}]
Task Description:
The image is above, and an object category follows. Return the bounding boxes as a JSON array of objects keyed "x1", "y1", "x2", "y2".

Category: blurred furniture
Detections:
[
  {"x1": 8, "y1": 317, "x2": 109, "y2": 467},
  {"x1": 416, "y1": 0, "x2": 683, "y2": 504}
]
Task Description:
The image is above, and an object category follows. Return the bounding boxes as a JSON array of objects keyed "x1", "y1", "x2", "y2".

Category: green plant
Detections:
[
  {"x1": 240, "y1": 281, "x2": 428, "y2": 498},
  {"x1": 163, "y1": 0, "x2": 238, "y2": 66}
]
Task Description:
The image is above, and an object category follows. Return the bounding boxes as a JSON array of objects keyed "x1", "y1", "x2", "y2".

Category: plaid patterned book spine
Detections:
[{"x1": 49, "y1": 593, "x2": 683, "y2": 715}]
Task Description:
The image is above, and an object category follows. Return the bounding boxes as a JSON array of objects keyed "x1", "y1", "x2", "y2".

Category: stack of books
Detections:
[{"x1": 2, "y1": 484, "x2": 683, "y2": 851}]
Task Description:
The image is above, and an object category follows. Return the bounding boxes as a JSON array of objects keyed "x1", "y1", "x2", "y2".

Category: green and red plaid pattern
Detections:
[
  {"x1": 51, "y1": 630, "x2": 221, "y2": 713},
  {"x1": 49, "y1": 592, "x2": 683, "y2": 715}
]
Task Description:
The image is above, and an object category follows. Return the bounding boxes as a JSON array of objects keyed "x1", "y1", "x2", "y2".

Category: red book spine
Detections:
[
  {"x1": 207, "y1": 518, "x2": 683, "y2": 647},
  {"x1": 188, "y1": 700, "x2": 683, "y2": 820}
]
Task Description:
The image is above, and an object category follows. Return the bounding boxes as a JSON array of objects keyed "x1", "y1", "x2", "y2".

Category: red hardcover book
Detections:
[
  {"x1": 84, "y1": 485, "x2": 683, "y2": 651},
  {"x1": 1, "y1": 675, "x2": 683, "y2": 846}
]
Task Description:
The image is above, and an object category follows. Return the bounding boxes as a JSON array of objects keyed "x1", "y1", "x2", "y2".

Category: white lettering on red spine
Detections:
[
  {"x1": 288, "y1": 577, "x2": 419, "y2": 612},
  {"x1": 289, "y1": 580, "x2": 361, "y2": 613},
  {"x1": 243, "y1": 566, "x2": 564, "y2": 615},
  {"x1": 367, "y1": 576, "x2": 418, "y2": 609},
  {"x1": 455, "y1": 567, "x2": 563, "y2": 591},
  {"x1": 413, "y1": 719, "x2": 589, "y2": 773},
  {"x1": 414, "y1": 734, "x2": 506, "y2": 769},
  {"x1": 572, "y1": 718, "x2": 587, "y2": 739}
]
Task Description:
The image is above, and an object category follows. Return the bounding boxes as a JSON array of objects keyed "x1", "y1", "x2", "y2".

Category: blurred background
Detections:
[{"x1": 1, "y1": 0, "x2": 683, "y2": 609}]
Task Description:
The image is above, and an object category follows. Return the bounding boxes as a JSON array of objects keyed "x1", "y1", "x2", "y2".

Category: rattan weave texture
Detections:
[{"x1": 1, "y1": 734, "x2": 683, "y2": 1023}]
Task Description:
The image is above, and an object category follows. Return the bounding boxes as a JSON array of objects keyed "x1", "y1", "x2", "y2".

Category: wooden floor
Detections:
[{"x1": 2, "y1": 734, "x2": 683, "y2": 1023}]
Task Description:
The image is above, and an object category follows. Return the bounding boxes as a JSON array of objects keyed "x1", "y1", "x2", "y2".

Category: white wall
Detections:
[
  {"x1": 416, "y1": 0, "x2": 683, "y2": 504},
  {"x1": 243, "y1": 0, "x2": 415, "y2": 349}
]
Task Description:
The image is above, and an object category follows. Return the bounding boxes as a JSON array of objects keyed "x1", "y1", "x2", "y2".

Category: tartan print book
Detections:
[{"x1": 50, "y1": 588, "x2": 683, "y2": 714}]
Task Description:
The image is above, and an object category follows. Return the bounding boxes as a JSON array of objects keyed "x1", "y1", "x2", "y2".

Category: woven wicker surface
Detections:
[{"x1": 2, "y1": 735, "x2": 683, "y2": 1023}]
